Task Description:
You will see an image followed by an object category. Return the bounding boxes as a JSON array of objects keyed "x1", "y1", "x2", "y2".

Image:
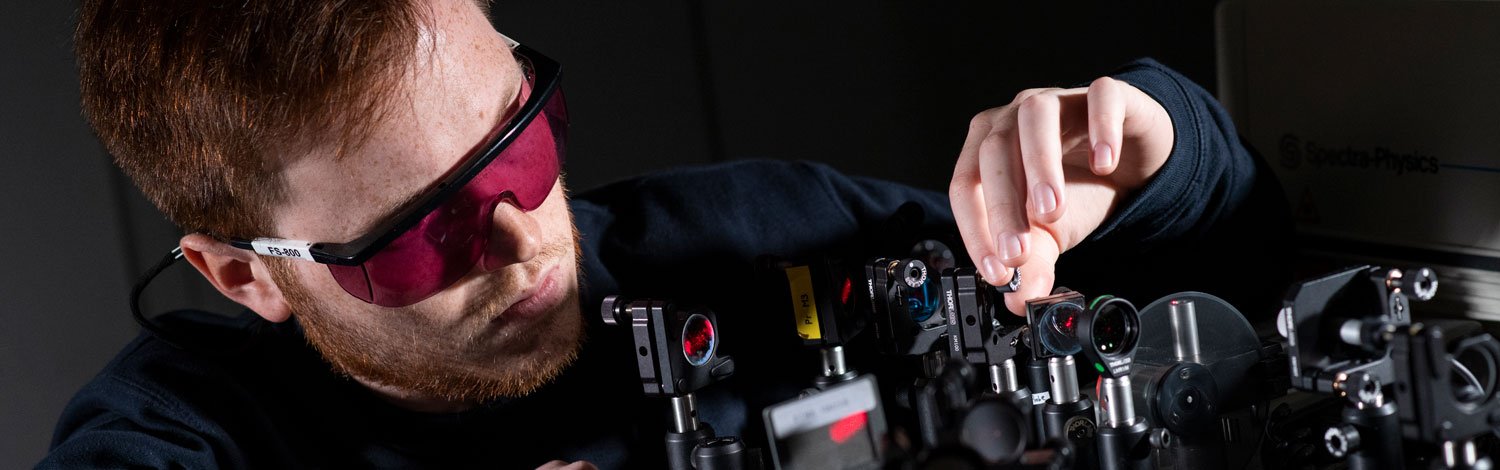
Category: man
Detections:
[{"x1": 48, "y1": 0, "x2": 1289, "y2": 468}]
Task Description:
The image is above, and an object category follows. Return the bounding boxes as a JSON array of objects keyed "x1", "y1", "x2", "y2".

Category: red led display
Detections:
[{"x1": 828, "y1": 411, "x2": 868, "y2": 444}]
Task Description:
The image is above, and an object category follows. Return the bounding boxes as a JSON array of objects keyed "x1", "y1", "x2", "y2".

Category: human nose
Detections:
[{"x1": 479, "y1": 199, "x2": 541, "y2": 272}]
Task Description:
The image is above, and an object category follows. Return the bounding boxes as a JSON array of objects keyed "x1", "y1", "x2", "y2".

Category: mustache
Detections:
[{"x1": 462, "y1": 236, "x2": 576, "y2": 319}]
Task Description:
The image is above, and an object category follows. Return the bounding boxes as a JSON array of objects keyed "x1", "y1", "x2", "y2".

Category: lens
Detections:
[
  {"x1": 682, "y1": 313, "x2": 717, "y2": 367},
  {"x1": 1039, "y1": 302, "x2": 1083, "y2": 356},
  {"x1": 960, "y1": 399, "x2": 1028, "y2": 464},
  {"x1": 327, "y1": 75, "x2": 568, "y2": 307},
  {"x1": 1092, "y1": 303, "x2": 1137, "y2": 355},
  {"x1": 466, "y1": 83, "x2": 568, "y2": 212},
  {"x1": 328, "y1": 194, "x2": 494, "y2": 307},
  {"x1": 902, "y1": 287, "x2": 940, "y2": 323}
]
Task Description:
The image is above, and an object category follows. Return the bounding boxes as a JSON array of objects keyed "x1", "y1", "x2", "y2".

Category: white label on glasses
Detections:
[{"x1": 251, "y1": 238, "x2": 316, "y2": 261}]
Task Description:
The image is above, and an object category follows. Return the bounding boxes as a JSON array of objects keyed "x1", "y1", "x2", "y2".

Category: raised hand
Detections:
[{"x1": 949, "y1": 77, "x2": 1175, "y2": 315}]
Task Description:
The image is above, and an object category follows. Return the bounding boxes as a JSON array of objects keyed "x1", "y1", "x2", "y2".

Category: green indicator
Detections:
[
  {"x1": 1094, "y1": 363, "x2": 1105, "y2": 373},
  {"x1": 1089, "y1": 295, "x2": 1115, "y2": 310}
]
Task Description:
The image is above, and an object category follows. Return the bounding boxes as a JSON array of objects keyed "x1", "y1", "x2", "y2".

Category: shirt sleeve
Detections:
[
  {"x1": 1088, "y1": 58, "x2": 1261, "y2": 247},
  {"x1": 1059, "y1": 58, "x2": 1294, "y2": 317}
]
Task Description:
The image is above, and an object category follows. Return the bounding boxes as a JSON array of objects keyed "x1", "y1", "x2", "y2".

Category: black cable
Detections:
[{"x1": 130, "y1": 247, "x2": 188, "y2": 349}]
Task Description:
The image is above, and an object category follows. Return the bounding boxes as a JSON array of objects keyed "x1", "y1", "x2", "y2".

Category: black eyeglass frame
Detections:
[{"x1": 225, "y1": 39, "x2": 563, "y2": 267}]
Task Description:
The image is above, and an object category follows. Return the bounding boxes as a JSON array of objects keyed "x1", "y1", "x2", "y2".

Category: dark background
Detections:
[
  {"x1": 0, "y1": 1, "x2": 1225, "y2": 464},
  {"x1": 494, "y1": 1, "x2": 1222, "y2": 192}
]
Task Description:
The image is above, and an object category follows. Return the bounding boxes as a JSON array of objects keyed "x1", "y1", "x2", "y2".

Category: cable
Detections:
[{"x1": 130, "y1": 247, "x2": 188, "y2": 349}]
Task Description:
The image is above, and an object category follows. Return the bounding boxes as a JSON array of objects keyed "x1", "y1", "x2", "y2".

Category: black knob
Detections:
[{"x1": 691, "y1": 437, "x2": 746, "y2": 470}]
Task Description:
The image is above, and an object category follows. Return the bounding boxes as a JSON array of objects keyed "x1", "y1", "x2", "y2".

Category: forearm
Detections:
[
  {"x1": 1087, "y1": 58, "x2": 1260, "y2": 247},
  {"x1": 1052, "y1": 59, "x2": 1293, "y2": 316}
]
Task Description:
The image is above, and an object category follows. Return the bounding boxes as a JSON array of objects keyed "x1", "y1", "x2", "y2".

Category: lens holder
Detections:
[
  {"x1": 602, "y1": 296, "x2": 736, "y2": 397},
  {"x1": 1025, "y1": 290, "x2": 1087, "y2": 360},
  {"x1": 1078, "y1": 296, "x2": 1141, "y2": 380},
  {"x1": 866, "y1": 257, "x2": 948, "y2": 356}
]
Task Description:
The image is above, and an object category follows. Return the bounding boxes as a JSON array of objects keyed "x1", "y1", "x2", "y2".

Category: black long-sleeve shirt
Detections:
[{"x1": 40, "y1": 59, "x2": 1291, "y2": 469}]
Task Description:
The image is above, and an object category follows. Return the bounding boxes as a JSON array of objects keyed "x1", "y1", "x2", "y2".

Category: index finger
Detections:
[{"x1": 950, "y1": 112, "x2": 1012, "y2": 285}]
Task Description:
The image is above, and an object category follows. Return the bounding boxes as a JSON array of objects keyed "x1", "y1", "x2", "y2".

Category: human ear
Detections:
[{"x1": 179, "y1": 234, "x2": 293, "y2": 323}]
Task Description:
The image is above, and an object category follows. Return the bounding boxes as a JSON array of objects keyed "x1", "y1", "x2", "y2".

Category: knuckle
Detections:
[
  {"x1": 1013, "y1": 87, "x2": 1046, "y2": 103},
  {"x1": 969, "y1": 111, "x2": 994, "y2": 130},
  {"x1": 1090, "y1": 76, "x2": 1116, "y2": 91},
  {"x1": 1016, "y1": 93, "x2": 1057, "y2": 117}
]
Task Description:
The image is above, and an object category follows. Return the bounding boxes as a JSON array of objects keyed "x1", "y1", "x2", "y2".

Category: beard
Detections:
[{"x1": 269, "y1": 225, "x2": 586, "y2": 404}]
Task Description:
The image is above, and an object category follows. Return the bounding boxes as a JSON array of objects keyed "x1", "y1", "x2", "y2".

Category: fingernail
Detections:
[
  {"x1": 1093, "y1": 142, "x2": 1114, "y2": 169},
  {"x1": 1033, "y1": 183, "x2": 1058, "y2": 216},
  {"x1": 982, "y1": 255, "x2": 1003, "y2": 283},
  {"x1": 998, "y1": 232, "x2": 1024, "y2": 260}
]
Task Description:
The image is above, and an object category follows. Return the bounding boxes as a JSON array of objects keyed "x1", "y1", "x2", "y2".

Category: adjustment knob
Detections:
[
  {"x1": 1324, "y1": 425, "x2": 1360, "y2": 458},
  {"x1": 601, "y1": 295, "x2": 624, "y2": 326}
]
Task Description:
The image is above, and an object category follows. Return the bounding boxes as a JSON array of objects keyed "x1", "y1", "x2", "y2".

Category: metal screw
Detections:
[
  {"x1": 1150, "y1": 428, "x2": 1172, "y2": 449},
  {"x1": 1325, "y1": 425, "x2": 1359, "y2": 458}
]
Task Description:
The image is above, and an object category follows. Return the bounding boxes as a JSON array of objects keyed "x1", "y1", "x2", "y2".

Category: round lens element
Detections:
[
  {"x1": 1040, "y1": 302, "x2": 1084, "y2": 356},
  {"x1": 904, "y1": 291, "x2": 940, "y2": 323},
  {"x1": 682, "y1": 313, "x2": 717, "y2": 367},
  {"x1": 1092, "y1": 304, "x2": 1136, "y2": 355}
]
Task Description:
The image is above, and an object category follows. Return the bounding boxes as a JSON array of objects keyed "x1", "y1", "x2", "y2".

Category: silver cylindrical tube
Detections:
[
  {"x1": 996, "y1": 358, "x2": 1022, "y2": 393},
  {"x1": 1170, "y1": 300, "x2": 1202, "y2": 363},
  {"x1": 820, "y1": 345, "x2": 848, "y2": 377},
  {"x1": 1048, "y1": 355, "x2": 1080, "y2": 404},
  {"x1": 670, "y1": 394, "x2": 699, "y2": 433},
  {"x1": 1102, "y1": 376, "x2": 1135, "y2": 427}
]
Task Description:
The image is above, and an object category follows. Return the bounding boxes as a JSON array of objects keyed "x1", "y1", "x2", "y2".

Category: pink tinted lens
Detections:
[
  {"x1": 469, "y1": 87, "x2": 567, "y2": 211},
  {"x1": 329, "y1": 86, "x2": 568, "y2": 307}
]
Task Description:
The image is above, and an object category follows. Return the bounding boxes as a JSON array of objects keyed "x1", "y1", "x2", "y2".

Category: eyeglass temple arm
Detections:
[
  {"x1": 228, "y1": 237, "x2": 318, "y2": 262},
  {"x1": 131, "y1": 247, "x2": 188, "y2": 349}
]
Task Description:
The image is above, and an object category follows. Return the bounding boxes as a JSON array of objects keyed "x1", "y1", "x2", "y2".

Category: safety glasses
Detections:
[{"x1": 226, "y1": 39, "x2": 568, "y2": 307}]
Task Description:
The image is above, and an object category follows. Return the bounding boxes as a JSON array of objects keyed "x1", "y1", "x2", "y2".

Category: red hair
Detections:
[{"x1": 76, "y1": 0, "x2": 436, "y2": 238}]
